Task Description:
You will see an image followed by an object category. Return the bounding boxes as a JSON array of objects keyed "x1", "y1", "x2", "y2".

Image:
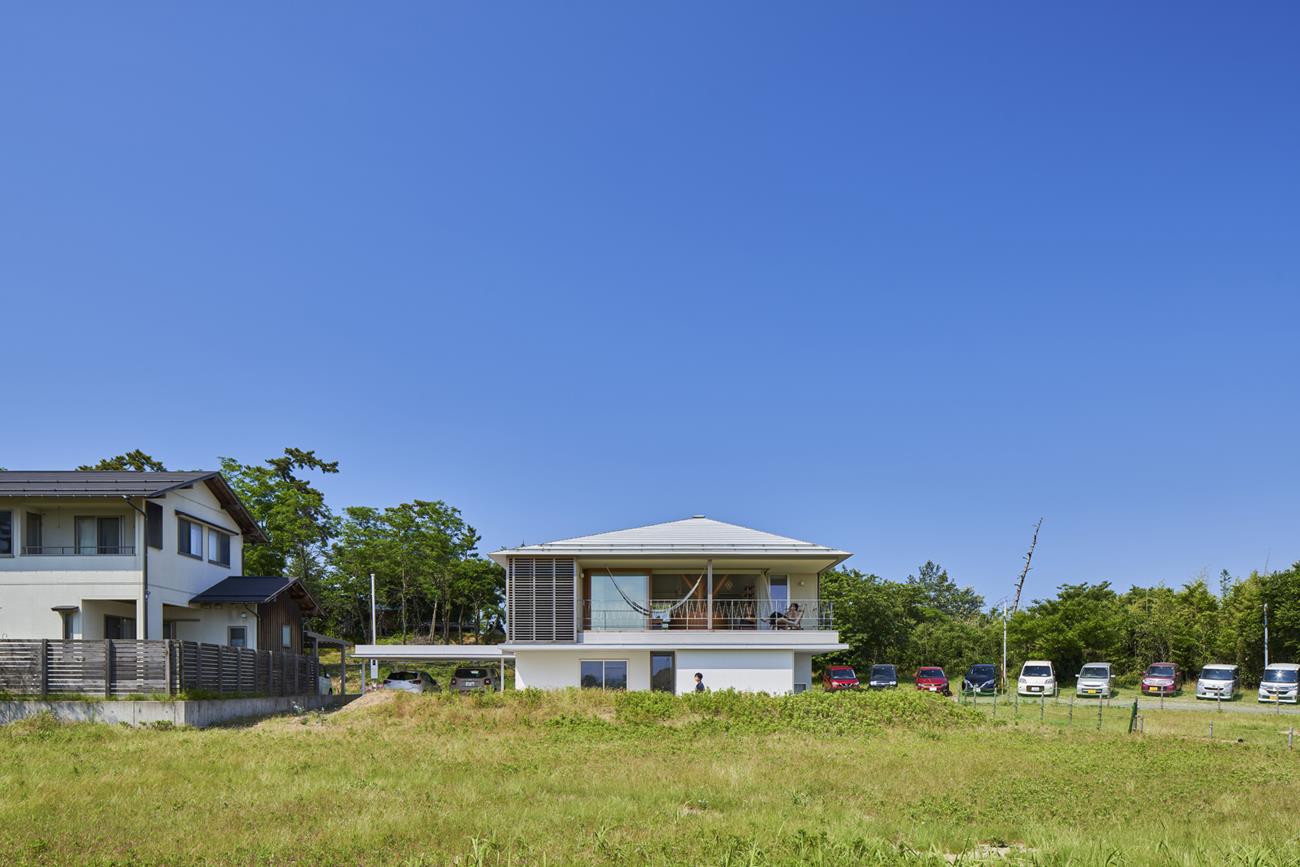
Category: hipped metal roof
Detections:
[
  {"x1": 490, "y1": 516, "x2": 850, "y2": 567},
  {"x1": 0, "y1": 471, "x2": 268, "y2": 543}
]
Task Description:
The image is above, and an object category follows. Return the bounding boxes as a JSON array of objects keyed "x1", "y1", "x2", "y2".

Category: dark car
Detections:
[
  {"x1": 822, "y1": 665, "x2": 860, "y2": 691},
  {"x1": 1140, "y1": 662, "x2": 1180, "y2": 697},
  {"x1": 868, "y1": 663, "x2": 898, "y2": 689},
  {"x1": 962, "y1": 663, "x2": 998, "y2": 696},
  {"x1": 915, "y1": 666, "x2": 950, "y2": 696},
  {"x1": 449, "y1": 666, "x2": 497, "y2": 693},
  {"x1": 382, "y1": 670, "x2": 439, "y2": 693}
]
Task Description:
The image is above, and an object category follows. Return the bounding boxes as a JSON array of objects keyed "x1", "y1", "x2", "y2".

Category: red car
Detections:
[
  {"x1": 915, "y1": 666, "x2": 951, "y2": 696},
  {"x1": 822, "y1": 665, "x2": 861, "y2": 691},
  {"x1": 1141, "y1": 662, "x2": 1180, "y2": 696}
]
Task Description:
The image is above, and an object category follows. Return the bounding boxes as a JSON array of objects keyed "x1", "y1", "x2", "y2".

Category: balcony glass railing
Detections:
[
  {"x1": 21, "y1": 546, "x2": 136, "y2": 556},
  {"x1": 583, "y1": 598, "x2": 831, "y2": 632}
]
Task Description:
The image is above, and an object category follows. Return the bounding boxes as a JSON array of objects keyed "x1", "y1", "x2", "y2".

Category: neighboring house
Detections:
[
  {"x1": 0, "y1": 471, "x2": 316, "y2": 650},
  {"x1": 489, "y1": 515, "x2": 850, "y2": 694}
]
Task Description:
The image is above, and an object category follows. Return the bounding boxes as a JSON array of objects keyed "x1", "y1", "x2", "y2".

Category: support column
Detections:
[{"x1": 706, "y1": 560, "x2": 713, "y2": 631}]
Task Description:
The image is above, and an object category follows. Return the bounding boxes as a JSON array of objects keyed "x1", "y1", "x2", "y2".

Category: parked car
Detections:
[
  {"x1": 382, "y1": 670, "x2": 439, "y2": 693},
  {"x1": 1195, "y1": 664, "x2": 1239, "y2": 701},
  {"x1": 1075, "y1": 662, "x2": 1114, "y2": 698},
  {"x1": 1140, "y1": 662, "x2": 1180, "y2": 697},
  {"x1": 867, "y1": 663, "x2": 898, "y2": 689},
  {"x1": 449, "y1": 666, "x2": 497, "y2": 693},
  {"x1": 1258, "y1": 662, "x2": 1300, "y2": 704},
  {"x1": 1017, "y1": 660, "x2": 1056, "y2": 697},
  {"x1": 822, "y1": 665, "x2": 861, "y2": 691},
  {"x1": 962, "y1": 663, "x2": 998, "y2": 696},
  {"x1": 915, "y1": 666, "x2": 950, "y2": 696}
]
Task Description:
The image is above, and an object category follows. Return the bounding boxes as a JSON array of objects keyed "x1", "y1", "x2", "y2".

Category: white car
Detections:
[
  {"x1": 1195, "y1": 664, "x2": 1239, "y2": 701},
  {"x1": 1018, "y1": 660, "x2": 1056, "y2": 697},
  {"x1": 1258, "y1": 663, "x2": 1299, "y2": 704},
  {"x1": 1075, "y1": 662, "x2": 1113, "y2": 698}
]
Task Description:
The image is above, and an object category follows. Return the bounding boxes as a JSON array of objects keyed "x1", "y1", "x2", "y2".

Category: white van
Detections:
[
  {"x1": 1258, "y1": 663, "x2": 1299, "y2": 704},
  {"x1": 1075, "y1": 662, "x2": 1114, "y2": 698},
  {"x1": 1195, "y1": 664, "x2": 1238, "y2": 700},
  {"x1": 1018, "y1": 660, "x2": 1056, "y2": 697}
]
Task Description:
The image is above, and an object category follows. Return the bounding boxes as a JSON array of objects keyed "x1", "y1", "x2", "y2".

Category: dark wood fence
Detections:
[{"x1": 0, "y1": 640, "x2": 320, "y2": 698}]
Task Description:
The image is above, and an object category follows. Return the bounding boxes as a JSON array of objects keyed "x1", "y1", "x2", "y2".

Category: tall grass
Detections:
[{"x1": 1, "y1": 689, "x2": 1298, "y2": 865}]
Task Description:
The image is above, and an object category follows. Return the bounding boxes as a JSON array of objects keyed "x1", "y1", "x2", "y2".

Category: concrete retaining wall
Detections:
[{"x1": 0, "y1": 693, "x2": 356, "y2": 728}]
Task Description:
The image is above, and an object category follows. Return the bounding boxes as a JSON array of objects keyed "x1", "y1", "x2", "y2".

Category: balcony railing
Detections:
[
  {"x1": 584, "y1": 598, "x2": 831, "y2": 632},
  {"x1": 21, "y1": 546, "x2": 136, "y2": 556}
]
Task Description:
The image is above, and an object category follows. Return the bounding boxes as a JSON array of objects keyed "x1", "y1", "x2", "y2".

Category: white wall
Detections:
[
  {"x1": 178, "y1": 604, "x2": 260, "y2": 649},
  {"x1": 675, "y1": 649, "x2": 795, "y2": 695},
  {"x1": 515, "y1": 650, "x2": 652, "y2": 690}
]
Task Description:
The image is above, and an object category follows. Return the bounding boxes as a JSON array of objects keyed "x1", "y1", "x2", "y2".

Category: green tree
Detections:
[
  {"x1": 219, "y1": 448, "x2": 339, "y2": 591},
  {"x1": 78, "y1": 450, "x2": 168, "y2": 471}
]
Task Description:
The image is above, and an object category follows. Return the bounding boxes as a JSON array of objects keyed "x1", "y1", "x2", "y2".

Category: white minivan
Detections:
[
  {"x1": 1195, "y1": 664, "x2": 1239, "y2": 700},
  {"x1": 1258, "y1": 663, "x2": 1300, "y2": 704},
  {"x1": 1018, "y1": 660, "x2": 1057, "y2": 697},
  {"x1": 1076, "y1": 662, "x2": 1114, "y2": 698}
]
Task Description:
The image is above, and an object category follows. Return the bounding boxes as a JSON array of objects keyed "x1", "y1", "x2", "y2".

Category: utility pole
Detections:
[
  {"x1": 1002, "y1": 598, "x2": 1009, "y2": 691},
  {"x1": 370, "y1": 573, "x2": 379, "y2": 681},
  {"x1": 1264, "y1": 602, "x2": 1270, "y2": 668}
]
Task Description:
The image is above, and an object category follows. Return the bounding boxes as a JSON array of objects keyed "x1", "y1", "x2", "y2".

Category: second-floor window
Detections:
[
  {"x1": 25, "y1": 513, "x2": 42, "y2": 553},
  {"x1": 208, "y1": 529, "x2": 231, "y2": 567},
  {"x1": 178, "y1": 517, "x2": 204, "y2": 559},
  {"x1": 76, "y1": 516, "x2": 123, "y2": 555},
  {"x1": 0, "y1": 510, "x2": 11, "y2": 555}
]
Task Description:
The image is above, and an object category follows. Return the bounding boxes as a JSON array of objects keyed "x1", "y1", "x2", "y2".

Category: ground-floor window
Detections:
[
  {"x1": 104, "y1": 614, "x2": 135, "y2": 639},
  {"x1": 580, "y1": 659, "x2": 628, "y2": 690},
  {"x1": 651, "y1": 652, "x2": 675, "y2": 693},
  {"x1": 228, "y1": 626, "x2": 248, "y2": 648}
]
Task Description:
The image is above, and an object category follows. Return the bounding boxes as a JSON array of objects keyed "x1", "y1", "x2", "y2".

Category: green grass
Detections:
[{"x1": 2, "y1": 689, "x2": 1299, "y2": 865}]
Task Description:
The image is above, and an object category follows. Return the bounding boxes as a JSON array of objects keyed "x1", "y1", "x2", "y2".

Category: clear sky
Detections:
[{"x1": 2, "y1": 4, "x2": 1297, "y2": 604}]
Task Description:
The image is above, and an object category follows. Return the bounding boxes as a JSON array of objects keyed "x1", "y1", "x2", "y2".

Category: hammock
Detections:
[{"x1": 606, "y1": 569, "x2": 703, "y2": 618}]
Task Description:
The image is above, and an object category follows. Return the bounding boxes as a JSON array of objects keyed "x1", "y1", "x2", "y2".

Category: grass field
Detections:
[{"x1": 2, "y1": 689, "x2": 1299, "y2": 866}]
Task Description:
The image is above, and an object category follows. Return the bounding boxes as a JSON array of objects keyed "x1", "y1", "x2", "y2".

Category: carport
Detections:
[{"x1": 351, "y1": 644, "x2": 514, "y2": 691}]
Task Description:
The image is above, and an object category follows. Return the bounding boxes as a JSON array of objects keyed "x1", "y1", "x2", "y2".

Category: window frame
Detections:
[
  {"x1": 0, "y1": 510, "x2": 12, "y2": 557},
  {"x1": 580, "y1": 659, "x2": 629, "y2": 690},
  {"x1": 24, "y1": 512, "x2": 42, "y2": 555},
  {"x1": 228, "y1": 625, "x2": 248, "y2": 648},
  {"x1": 208, "y1": 528, "x2": 231, "y2": 567},
  {"x1": 281, "y1": 624, "x2": 293, "y2": 649},
  {"x1": 178, "y1": 517, "x2": 204, "y2": 560}
]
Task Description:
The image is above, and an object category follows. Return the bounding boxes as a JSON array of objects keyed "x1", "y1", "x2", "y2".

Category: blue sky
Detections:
[{"x1": 2, "y1": 4, "x2": 1297, "y2": 604}]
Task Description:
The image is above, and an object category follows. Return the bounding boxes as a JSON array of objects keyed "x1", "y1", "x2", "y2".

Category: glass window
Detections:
[
  {"x1": 651, "y1": 652, "x2": 675, "y2": 693},
  {"x1": 580, "y1": 660, "x2": 628, "y2": 690},
  {"x1": 281, "y1": 624, "x2": 292, "y2": 648},
  {"x1": 75, "y1": 517, "x2": 98, "y2": 554},
  {"x1": 24, "y1": 513, "x2": 41, "y2": 554},
  {"x1": 228, "y1": 626, "x2": 247, "y2": 648},
  {"x1": 98, "y1": 517, "x2": 121, "y2": 554},
  {"x1": 179, "y1": 518, "x2": 205, "y2": 558},
  {"x1": 209, "y1": 529, "x2": 231, "y2": 566},
  {"x1": 105, "y1": 615, "x2": 136, "y2": 639},
  {"x1": 587, "y1": 574, "x2": 647, "y2": 631},
  {"x1": 0, "y1": 510, "x2": 11, "y2": 555}
]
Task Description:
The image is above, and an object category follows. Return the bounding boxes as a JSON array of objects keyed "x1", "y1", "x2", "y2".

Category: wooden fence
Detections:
[{"x1": 0, "y1": 640, "x2": 320, "y2": 698}]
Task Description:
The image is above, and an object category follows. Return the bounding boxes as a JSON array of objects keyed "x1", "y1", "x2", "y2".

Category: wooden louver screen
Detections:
[{"x1": 507, "y1": 557, "x2": 576, "y2": 642}]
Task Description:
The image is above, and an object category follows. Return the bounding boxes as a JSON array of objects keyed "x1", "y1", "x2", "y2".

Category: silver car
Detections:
[
  {"x1": 382, "y1": 670, "x2": 440, "y2": 693},
  {"x1": 1076, "y1": 662, "x2": 1114, "y2": 698},
  {"x1": 1195, "y1": 664, "x2": 1239, "y2": 700}
]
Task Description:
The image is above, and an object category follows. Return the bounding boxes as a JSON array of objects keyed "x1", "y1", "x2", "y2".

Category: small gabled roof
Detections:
[
  {"x1": 191, "y1": 576, "x2": 318, "y2": 614},
  {"x1": 0, "y1": 471, "x2": 268, "y2": 543},
  {"x1": 490, "y1": 515, "x2": 850, "y2": 567}
]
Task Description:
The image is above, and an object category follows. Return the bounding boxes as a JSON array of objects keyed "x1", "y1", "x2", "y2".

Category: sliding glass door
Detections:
[{"x1": 586, "y1": 574, "x2": 648, "y2": 631}]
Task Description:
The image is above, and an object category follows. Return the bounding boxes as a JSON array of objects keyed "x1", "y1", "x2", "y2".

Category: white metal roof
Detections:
[{"x1": 489, "y1": 515, "x2": 850, "y2": 566}]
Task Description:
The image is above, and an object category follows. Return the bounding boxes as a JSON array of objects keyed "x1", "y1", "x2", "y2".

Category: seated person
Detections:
[{"x1": 767, "y1": 602, "x2": 802, "y2": 629}]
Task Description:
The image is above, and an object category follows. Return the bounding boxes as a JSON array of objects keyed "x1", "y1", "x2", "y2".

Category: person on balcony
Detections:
[{"x1": 768, "y1": 602, "x2": 802, "y2": 630}]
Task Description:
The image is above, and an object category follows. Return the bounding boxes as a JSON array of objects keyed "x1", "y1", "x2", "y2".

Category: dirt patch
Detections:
[{"x1": 331, "y1": 690, "x2": 395, "y2": 716}]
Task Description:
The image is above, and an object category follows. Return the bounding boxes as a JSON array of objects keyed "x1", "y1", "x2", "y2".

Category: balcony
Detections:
[
  {"x1": 583, "y1": 598, "x2": 831, "y2": 632},
  {"x1": 22, "y1": 546, "x2": 136, "y2": 556}
]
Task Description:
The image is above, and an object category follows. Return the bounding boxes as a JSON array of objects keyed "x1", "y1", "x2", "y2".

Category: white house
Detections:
[
  {"x1": 0, "y1": 471, "x2": 316, "y2": 653},
  {"x1": 489, "y1": 516, "x2": 850, "y2": 694}
]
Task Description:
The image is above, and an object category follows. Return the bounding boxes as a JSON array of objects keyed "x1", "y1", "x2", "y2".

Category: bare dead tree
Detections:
[{"x1": 1010, "y1": 518, "x2": 1043, "y2": 615}]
